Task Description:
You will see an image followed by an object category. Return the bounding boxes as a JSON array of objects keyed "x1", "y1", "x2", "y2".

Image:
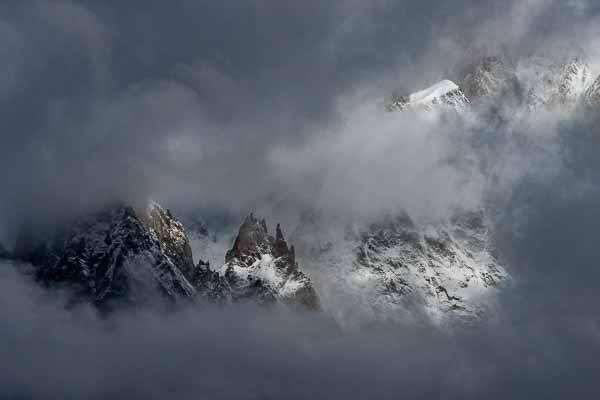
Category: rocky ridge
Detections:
[
  {"x1": 389, "y1": 52, "x2": 599, "y2": 112},
  {"x1": 12, "y1": 203, "x2": 319, "y2": 311},
  {"x1": 14, "y1": 204, "x2": 196, "y2": 309},
  {"x1": 217, "y1": 214, "x2": 320, "y2": 310},
  {"x1": 291, "y1": 210, "x2": 507, "y2": 322},
  {"x1": 584, "y1": 75, "x2": 600, "y2": 105}
]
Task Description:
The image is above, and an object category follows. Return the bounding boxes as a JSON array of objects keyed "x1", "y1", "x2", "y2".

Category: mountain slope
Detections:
[
  {"x1": 460, "y1": 53, "x2": 594, "y2": 108},
  {"x1": 292, "y1": 210, "x2": 507, "y2": 322},
  {"x1": 397, "y1": 52, "x2": 596, "y2": 114},
  {"x1": 143, "y1": 201, "x2": 196, "y2": 282},
  {"x1": 584, "y1": 75, "x2": 600, "y2": 105},
  {"x1": 14, "y1": 204, "x2": 197, "y2": 308},
  {"x1": 557, "y1": 57, "x2": 593, "y2": 103},
  {"x1": 460, "y1": 55, "x2": 515, "y2": 100},
  {"x1": 388, "y1": 80, "x2": 469, "y2": 111},
  {"x1": 210, "y1": 214, "x2": 320, "y2": 310}
]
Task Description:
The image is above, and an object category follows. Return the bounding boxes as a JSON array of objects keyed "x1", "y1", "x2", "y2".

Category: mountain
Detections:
[
  {"x1": 142, "y1": 201, "x2": 196, "y2": 282},
  {"x1": 14, "y1": 204, "x2": 196, "y2": 309},
  {"x1": 387, "y1": 80, "x2": 469, "y2": 111},
  {"x1": 461, "y1": 52, "x2": 594, "y2": 108},
  {"x1": 292, "y1": 210, "x2": 507, "y2": 322},
  {"x1": 392, "y1": 52, "x2": 596, "y2": 113},
  {"x1": 351, "y1": 211, "x2": 506, "y2": 320},
  {"x1": 515, "y1": 54, "x2": 594, "y2": 109},
  {"x1": 460, "y1": 55, "x2": 516, "y2": 100},
  {"x1": 584, "y1": 75, "x2": 600, "y2": 105},
  {"x1": 556, "y1": 57, "x2": 594, "y2": 103},
  {"x1": 213, "y1": 214, "x2": 320, "y2": 310},
  {"x1": 12, "y1": 203, "x2": 320, "y2": 311}
]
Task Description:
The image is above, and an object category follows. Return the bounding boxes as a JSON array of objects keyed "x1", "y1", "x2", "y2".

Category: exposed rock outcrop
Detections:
[
  {"x1": 350, "y1": 211, "x2": 506, "y2": 320},
  {"x1": 143, "y1": 201, "x2": 196, "y2": 282},
  {"x1": 584, "y1": 75, "x2": 600, "y2": 106},
  {"x1": 292, "y1": 210, "x2": 507, "y2": 322},
  {"x1": 217, "y1": 214, "x2": 320, "y2": 310},
  {"x1": 460, "y1": 55, "x2": 516, "y2": 100},
  {"x1": 14, "y1": 204, "x2": 196, "y2": 309}
]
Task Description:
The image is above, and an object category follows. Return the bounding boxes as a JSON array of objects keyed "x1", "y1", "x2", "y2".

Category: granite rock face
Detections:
[
  {"x1": 14, "y1": 204, "x2": 196, "y2": 309},
  {"x1": 351, "y1": 211, "x2": 507, "y2": 320},
  {"x1": 217, "y1": 214, "x2": 320, "y2": 310},
  {"x1": 13, "y1": 205, "x2": 322, "y2": 311},
  {"x1": 291, "y1": 210, "x2": 508, "y2": 322},
  {"x1": 143, "y1": 202, "x2": 196, "y2": 282},
  {"x1": 460, "y1": 55, "x2": 516, "y2": 100}
]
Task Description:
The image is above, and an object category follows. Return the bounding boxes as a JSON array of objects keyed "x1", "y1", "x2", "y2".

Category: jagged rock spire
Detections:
[
  {"x1": 275, "y1": 223, "x2": 284, "y2": 241},
  {"x1": 260, "y1": 218, "x2": 268, "y2": 233},
  {"x1": 220, "y1": 214, "x2": 320, "y2": 310},
  {"x1": 225, "y1": 213, "x2": 272, "y2": 264},
  {"x1": 225, "y1": 215, "x2": 297, "y2": 266},
  {"x1": 274, "y1": 223, "x2": 290, "y2": 260}
]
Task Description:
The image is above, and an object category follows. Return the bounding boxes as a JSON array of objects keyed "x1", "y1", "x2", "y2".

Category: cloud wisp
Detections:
[{"x1": 1, "y1": 1, "x2": 600, "y2": 398}]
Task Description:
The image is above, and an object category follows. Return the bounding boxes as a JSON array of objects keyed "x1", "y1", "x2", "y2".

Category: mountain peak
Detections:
[
  {"x1": 388, "y1": 79, "x2": 469, "y2": 111},
  {"x1": 14, "y1": 203, "x2": 197, "y2": 309},
  {"x1": 221, "y1": 215, "x2": 320, "y2": 310},
  {"x1": 142, "y1": 201, "x2": 195, "y2": 282}
]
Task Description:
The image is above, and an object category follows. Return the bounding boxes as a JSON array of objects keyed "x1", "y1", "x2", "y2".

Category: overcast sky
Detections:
[
  {"x1": 1, "y1": 0, "x2": 599, "y2": 228},
  {"x1": 1, "y1": 1, "x2": 600, "y2": 398}
]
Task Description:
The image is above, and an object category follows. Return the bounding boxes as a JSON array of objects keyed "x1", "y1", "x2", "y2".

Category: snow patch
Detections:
[{"x1": 408, "y1": 80, "x2": 460, "y2": 105}]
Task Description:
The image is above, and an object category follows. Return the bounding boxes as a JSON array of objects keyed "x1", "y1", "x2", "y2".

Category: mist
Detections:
[
  {"x1": 1, "y1": 0, "x2": 598, "y2": 228},
  {"x1": 1, "y1": 1, "x2": 600, "y2": 398}
]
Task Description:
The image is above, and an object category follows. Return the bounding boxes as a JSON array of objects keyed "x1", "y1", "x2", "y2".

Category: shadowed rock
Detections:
[
  {"x1": 220, "y1": 214, "x2": 320, "y2": 310},
  {"x1": 14, "y1": 203, "x2": 196, "y2": 309}
]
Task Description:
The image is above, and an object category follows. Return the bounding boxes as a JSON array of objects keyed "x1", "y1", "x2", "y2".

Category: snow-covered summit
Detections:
[
  {"x1": 390, "y1": 51, "x2": 596, "y2": 113},
  {"x1": 388, "y1": 79, "x2": 469, "y2": 111},
  {"x1": 459, "y1": 52, "x2": 594, "y2": 108},
  {"x1": 409, "y1": 80, "x2": 460, "y2": 104}
]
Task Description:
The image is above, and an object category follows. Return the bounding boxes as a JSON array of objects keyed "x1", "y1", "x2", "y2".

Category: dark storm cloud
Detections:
[
  {"x1": 2, "y1": 128, "x2": 600, "y2": 399},
  {"x1": 4, "y1": 0, "x2": 598, "y2": 230},
  {"x1": 2, "y1": 110, "x2": 600, "y2": 400},
  {"x1": 1, "y1": 2, "x2": 600, "y2": 398}
]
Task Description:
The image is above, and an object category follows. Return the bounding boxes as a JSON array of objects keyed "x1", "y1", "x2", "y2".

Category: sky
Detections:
[
  {"x1": 1, "y1": 1, "x2": 600, "y2": 398},
  {"x1": 1, "y1": 0, "x2": 599, "y2": 228}
]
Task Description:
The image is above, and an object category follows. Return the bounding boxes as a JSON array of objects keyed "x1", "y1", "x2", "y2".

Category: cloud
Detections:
[
  {"x1": 1, "y1": 2, "x2": 600, "y2": 397},
  {"x1": 1, "y1": 0, "x2": 599, "y2": 228}
]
